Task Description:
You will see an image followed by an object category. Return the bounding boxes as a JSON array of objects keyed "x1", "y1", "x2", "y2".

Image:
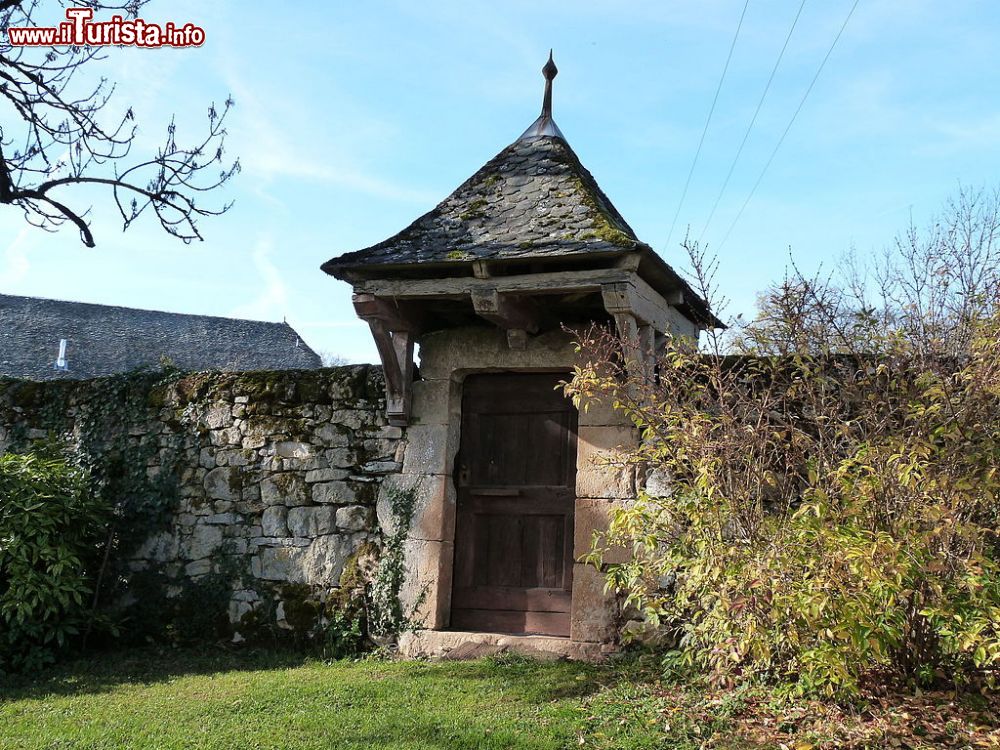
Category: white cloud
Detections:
[
  {"x1": 242, "y1": 147, "x2": 438, "y2": 204},
  {"x1": 227, "y1": 236, "x2": 287, "y2": 321},
  {"x1": 217, "y1": 43, "x2": 437, "y2": 206}
]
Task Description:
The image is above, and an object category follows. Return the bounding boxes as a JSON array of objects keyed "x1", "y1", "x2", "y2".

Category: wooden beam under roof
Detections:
[
  {"x1": 470, "y1": 289, "x2": 541, "y2": 334},
  {"x1": 357, "y1": 268, "x2": 681, "y2": 335}
]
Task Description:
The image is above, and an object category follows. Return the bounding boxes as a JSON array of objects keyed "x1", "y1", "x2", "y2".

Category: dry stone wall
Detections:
[{"x1": 0, "y1": 366, "x2": 404, "y2": 641}]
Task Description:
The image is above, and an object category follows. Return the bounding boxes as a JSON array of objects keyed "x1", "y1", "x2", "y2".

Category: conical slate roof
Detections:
[
  {"x1": 322, "y1": 134, "x2": 643, "y2": 276},
  {"x1": 323, "y1": 55, "x2": 720, "y2": 330}
]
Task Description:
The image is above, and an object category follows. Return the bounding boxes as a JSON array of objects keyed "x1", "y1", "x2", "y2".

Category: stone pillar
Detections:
[{"x1": 570, "y1": 396, "x2": 638, "y2": 644}]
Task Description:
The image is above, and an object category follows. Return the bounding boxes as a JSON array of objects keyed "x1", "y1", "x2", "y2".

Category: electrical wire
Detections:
[
  {"x1": 698, "y1": 0, "x2": 808, "y2": 243},
  {"x1": 716, "y1": 0, "x2": 861, "y2": 252},
  {"x1": 663, "y1": 0, "x2": 751, "y2": 253}
]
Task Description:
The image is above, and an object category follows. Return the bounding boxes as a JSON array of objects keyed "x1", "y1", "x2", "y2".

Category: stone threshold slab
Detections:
[{"x1": 397, "y1": 630, "x2": 615, "y2": 662}]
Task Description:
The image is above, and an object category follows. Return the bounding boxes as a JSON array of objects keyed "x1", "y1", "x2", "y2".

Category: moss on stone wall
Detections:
[{"x1": 0, "y1": 364, "x2": 402, "y2": 652}]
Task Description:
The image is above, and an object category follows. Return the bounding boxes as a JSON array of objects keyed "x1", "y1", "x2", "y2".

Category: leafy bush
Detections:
[
  {"x1": 0, "y1": 450, "x2": 110, "y2": 672},
  {"x1": 573, "y1": 324, "x2": 1000, "y2": 697},
  {"x1": 568, "y1": 192, "x2": 1000, "y2": 696},
  {"x1": 320, "y1": 611, "x2": 364, "y2": 660}
]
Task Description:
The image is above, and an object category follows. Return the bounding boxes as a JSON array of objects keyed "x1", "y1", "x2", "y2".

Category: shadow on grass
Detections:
[
  {"x1": 385, "y1": 653, "x2": 612, "y2": 702},
  {"x1": 0, "y1": 645, "x2": 313, "y2": 700},
  {"x1": 0, "y1": 645, "x2": 634, "y2": 706}
]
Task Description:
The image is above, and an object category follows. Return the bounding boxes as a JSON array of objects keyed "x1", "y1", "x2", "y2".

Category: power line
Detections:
[
  {"x1": 663, "y1": 0, "x2": 751, "y2": 253},
  {"x1": 716, "y1": 0, "x2": 860, "y2": 252},
  {"x1": 698, "y1": 0, "x2": 808, "y2": 243}
]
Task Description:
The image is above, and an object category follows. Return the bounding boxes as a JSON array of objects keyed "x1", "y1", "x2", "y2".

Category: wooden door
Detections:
[{"x1": 451, "y1": 372, "x2": 578, "y2": 636}]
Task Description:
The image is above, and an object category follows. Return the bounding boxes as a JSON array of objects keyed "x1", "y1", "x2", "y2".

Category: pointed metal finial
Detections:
[
  {"x1": 541, "y1": 50, "x2": 558, "y2": 117},
  {"x1": 518, "y1": 50, "x2": 565, "y2": 141}
]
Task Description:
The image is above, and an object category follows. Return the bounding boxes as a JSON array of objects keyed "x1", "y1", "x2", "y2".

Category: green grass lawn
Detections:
[
  {"x1": 0, "y1": 648, "x2": 673, "y2": 750},
  {"x1": 2, "y1": 647, "x2": 997, "y2": 749}
]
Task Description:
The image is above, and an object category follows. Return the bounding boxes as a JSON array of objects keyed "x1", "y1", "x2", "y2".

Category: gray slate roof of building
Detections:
[
  {"x1": 0, "y1": 294, "x2": 322, "y2": 381},
  {"x1": 322, "y1": 135, "x2": 642, "y2": 274}
]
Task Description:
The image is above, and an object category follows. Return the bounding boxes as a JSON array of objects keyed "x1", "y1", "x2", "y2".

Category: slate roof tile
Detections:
[
  {"x1": 0, "y1": 294, "x2": 322, "y2": 381},
  {"x1": 322, "y1": 135, "x2": 640, "y2": 274}
]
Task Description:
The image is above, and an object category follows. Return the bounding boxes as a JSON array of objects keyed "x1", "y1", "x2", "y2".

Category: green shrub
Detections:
[
  {"x1": 568, "y1": 221, "x2": 1000, "y2": 696},
  {"x1": 572, "y1": 320, "x2": 1000, "y2": 697},
  {"x1": 320, "y1": 611, "x2": 364, "y2": 660},
  {"x1": 0, "y1": 450, "x2": 109, "y2": 672}
]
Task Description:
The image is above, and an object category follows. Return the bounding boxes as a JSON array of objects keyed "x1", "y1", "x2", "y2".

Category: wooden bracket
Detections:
[
  {"x1": 353, "y1": 293, "x2": 422, "y2": 426},
  {"x1": 470, "y1": 288, "x2": 540, "y2": 335},
  {"x1": 353, "y1": 293, "x2": 425, "y2": 332}
]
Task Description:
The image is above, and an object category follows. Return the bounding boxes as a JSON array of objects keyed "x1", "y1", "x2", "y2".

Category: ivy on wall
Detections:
[{"x1": 0, "y1": 365, "x2": 411, "y2": 660}]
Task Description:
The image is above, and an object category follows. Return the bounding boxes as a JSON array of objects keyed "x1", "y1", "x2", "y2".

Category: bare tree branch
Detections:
[{"x1": 0, "y1": 0, "x2": 238, "y2": 246}]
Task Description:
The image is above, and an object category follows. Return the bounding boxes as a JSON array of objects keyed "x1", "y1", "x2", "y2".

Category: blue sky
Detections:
[{"x1": 3, "y1": 0, "x2": 1000, "y2": 362}]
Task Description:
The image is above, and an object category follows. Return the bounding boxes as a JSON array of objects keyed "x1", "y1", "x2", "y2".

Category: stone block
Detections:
[
  {"x1": 183, "y1": 524, "x2": 223, "y2": 560},
  {"x1": 410, "y1": 379, "x2": 453, "y2": 425},
  {"x1": 576, "y1": 425, "x2": 638, "y2": 499},
  {"x1": 314, "y1": 424, "x2": 351, "y2": 447},
  {"x1": 252, "y1": 533, "x2": 366, "y2": 585},
  {"x1": 360, "y1": 460, "x2": 400, "y2": 475},
  {"x1": 576, "y1": 396, "x2": 632, "y2": 427},
  {"x1": 570, "y1": 563, "x2": 618, "y2": 643},
  {"x1": 260, "y1": 473, "x2": 309, "y2": 507},
  {"x1": 574, "y1": 498, "x2": 630, "y2": 565},
  {"x1": 185, "y1": 559, "x2": 212, "y2": 577},
  {"x1": 307, "y1": 533, "x2": 368, "y2": 584},
  {"x1": 203, "y1": 466, "x2": 240, "y2": 502},
  {"x1": 311, "y1": 480, "x2": 358, "y2": 505},
  {"x1": 252, "y1": 546, "x2": 292, "y2": 581},
  {"x1": 305, "y1": 468, "x2": 348, "y2": 483},
  {"x1": 325, "y1": 448, "x2": 359, "y2": 469},
  {"x1": 229, "y1": 597, "x2": 257, "y2": 625},
  {"x1": 286, "y1": 506, "x2": 337, "y2": 537},
  {"x1": 205, "y1": 404, "x2": 232, "y2": 430},
  {"x1": 377, "y1": 473, "x2": 456, "y2": 543},
  {"x1": 275, "y1": 441, "x2": 313, "y2": 459},
  {"x1": 209, "y1": 427, "x2": 241, "y2": 447},
  {"x1": 401, "y1": 539, "x2": 454, "y2": 629},
  {"x1": 215, "y1": 449, "x2": 251, "y2": 467},
  {"x1": 398, "y1": 630, "x2": 610, "y2": 662},
  {"x1": 643, "y1": 467, "x2": 672, "y2": 498},
  {"x1": 401, "y1": 423, "x2": 457, "y2": 475},
  {"x1": 329, "y1": 409, "x2": 368, "y2": 430},
  {"x1": 417, "y1": 327, "x2": 575, "y2": 380},
  {"x1": 336, "y1": 504, "x2": 373, "y2": 532}
]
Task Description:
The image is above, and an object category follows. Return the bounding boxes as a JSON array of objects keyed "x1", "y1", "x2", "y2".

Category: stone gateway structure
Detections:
[
  {"x1": 0, "y1": 56, "x2": 717, "y2": 660},
  {"x1": 322, "y1": 55, "x2": 716, "y2": 658}
]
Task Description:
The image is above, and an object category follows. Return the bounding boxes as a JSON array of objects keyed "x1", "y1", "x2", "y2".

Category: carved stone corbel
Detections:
[{"x1": 601, "y1": 282, "x2": 655, "y2": 386}]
